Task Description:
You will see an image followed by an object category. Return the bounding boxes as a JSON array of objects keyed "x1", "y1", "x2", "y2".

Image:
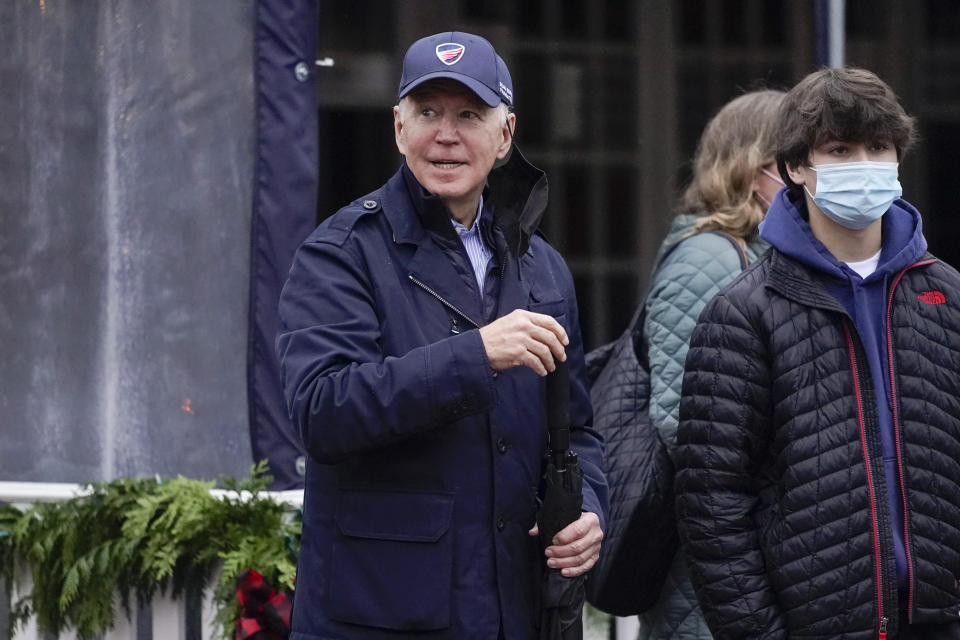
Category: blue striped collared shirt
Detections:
[{"x1": 450, "y1": 195, "x2": 492, "y2": 292}]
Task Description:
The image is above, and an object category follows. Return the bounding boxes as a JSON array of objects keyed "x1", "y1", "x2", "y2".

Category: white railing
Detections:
[
  {"x1": 616, "y1": 616, "x2": 640, "y2": 638},
  {"x1": 0, "y1": 481, "x2": 303, "y2": 640},
  {"x1": 0, "y1": 481, "x2": 305, "y2": 508}
]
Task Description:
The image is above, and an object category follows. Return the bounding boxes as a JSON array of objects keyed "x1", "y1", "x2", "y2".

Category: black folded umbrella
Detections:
[{"x1": 536, "y1": 360, "x2": 585, "y2": 640}]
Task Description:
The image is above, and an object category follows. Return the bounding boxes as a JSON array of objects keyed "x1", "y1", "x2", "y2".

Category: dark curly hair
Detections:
[{"x1": 775, "y1": 67, "x2": 916, "y2": 198}]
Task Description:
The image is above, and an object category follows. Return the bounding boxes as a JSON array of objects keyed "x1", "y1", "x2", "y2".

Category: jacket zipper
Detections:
[
  {"x1": 884, "y1": 259, "x2": 936, "y2": 621},
  {"x1": 408, "y1": 274, "x2": 481, "y2": 330},
  {"x1": 844, "y1": 321, "x2": 887, "y2": 639}
]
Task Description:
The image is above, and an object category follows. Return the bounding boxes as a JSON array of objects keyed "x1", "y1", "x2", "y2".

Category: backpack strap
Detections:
[
  {"x1": 628, "y1": 229, "x2": 750, "y2": 354},
  {"x1": 710, "y1": 230, "x2": 749, "y2": 270}
]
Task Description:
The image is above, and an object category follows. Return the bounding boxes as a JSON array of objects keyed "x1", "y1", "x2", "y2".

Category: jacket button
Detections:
[
  {"x1": 362, "y1": 199, "x2": 377, "y2": 209},
  {"x1": 496, "y1": 516, "x2": 506, "y2": 531},
  {"x1": 496, "y1": 438, "x2": 508, "y2": 454},
  {"x1": 294, "y1": 61, "x2": 310, "y2": 82}
]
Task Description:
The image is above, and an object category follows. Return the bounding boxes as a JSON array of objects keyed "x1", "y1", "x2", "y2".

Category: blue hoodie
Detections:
[{"x1": 759, "y1": 189, "x2": 929, "y2": 597}]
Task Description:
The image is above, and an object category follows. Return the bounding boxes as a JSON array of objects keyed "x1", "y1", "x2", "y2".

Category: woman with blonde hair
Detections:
[{"x1": 638, "y1": 89, "x2": 785, "y2": 639}]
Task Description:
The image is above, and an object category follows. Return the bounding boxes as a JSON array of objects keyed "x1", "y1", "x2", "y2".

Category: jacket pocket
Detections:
[
  {"x1": 529, "y1": 298, "x2": 566, "y2": 322},
  {"x1": 329, "y1": 489, "x2": 455, "y2": 630}
]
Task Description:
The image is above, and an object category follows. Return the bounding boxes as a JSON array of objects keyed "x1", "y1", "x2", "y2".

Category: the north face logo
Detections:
[{"x1": 918, "y1": 290, "x2": 946, "y2": 305}]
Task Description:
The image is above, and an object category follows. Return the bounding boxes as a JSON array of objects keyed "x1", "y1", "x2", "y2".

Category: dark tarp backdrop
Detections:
[{"x1": 0, "y1": 0, "x2": 314, "y2": 486}]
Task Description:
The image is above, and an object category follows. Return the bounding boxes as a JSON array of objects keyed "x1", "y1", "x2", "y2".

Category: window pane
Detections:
[
  {"x1": 513, "y1": 53, "x2": 551, "y2": 147},
  {"x1": 606, "y1": 274, "x2": 640, "y2": 340},
  {"x1": 605, "y1": 0, "x2": 634, "y2": 41},
  {"x1": 602, "y1": 57, "x2": 638, "y2": 151},
  {"x1": 562, "y1": 165, "x2": 591, "y2": 259},
  {"x1": 721, "y1": 0, "x2": 748, "y2": 45},
  {"x1": 574, "y1": 274, "x2": 595, "y2": 348},
  {"x1": 605, "y1": 167, "x2": 638, "y2": 258},
  {"x1": 678, "y1": 0, "x2": 707, "y2": 44}
]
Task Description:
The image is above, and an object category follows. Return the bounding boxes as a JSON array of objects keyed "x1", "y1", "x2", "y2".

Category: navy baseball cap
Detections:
[{"x1": 398, "y1": 31, "x2": 513, "y2": 107}]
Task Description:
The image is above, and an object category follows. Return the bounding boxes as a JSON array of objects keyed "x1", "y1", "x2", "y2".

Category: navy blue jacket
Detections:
[{"x1": 277, "y1": 157, "x2": 607, "y2": 639}]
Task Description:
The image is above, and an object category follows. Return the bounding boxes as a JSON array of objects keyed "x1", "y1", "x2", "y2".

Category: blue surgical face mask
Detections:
[{"x1": 804, "y1": 161, "x2": 902, "y2": 230}]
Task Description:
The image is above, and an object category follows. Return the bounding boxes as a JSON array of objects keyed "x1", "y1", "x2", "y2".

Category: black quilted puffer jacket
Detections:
[{"x1": 676, "y1": 246, "x2": 960, "y2": 639}]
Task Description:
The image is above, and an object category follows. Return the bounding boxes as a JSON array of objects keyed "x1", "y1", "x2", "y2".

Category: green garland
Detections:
[
  {"x1": 0, "y1": 465, "x2": 616, "y2": 639},
  {"x1": 0, "y1": 461, "x2": 299, "y2": 640}
]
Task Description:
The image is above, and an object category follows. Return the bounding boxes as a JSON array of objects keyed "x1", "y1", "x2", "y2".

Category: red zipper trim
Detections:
[
  {"x1": 844, "y1": 321, "x2": 885, "y2": 635},
  {"x1": 885, "y1": 259, "x2": 935, "y2": 619}
]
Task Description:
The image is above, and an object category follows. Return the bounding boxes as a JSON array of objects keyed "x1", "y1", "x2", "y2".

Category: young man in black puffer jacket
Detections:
[{"x1": 675, "y1": 67, "x2": 960, "y2": 639}]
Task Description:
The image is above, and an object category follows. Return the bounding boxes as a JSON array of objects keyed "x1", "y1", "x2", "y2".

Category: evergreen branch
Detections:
[{"x1": 2, "y1": 461, "x2": 298, "y2": 640}]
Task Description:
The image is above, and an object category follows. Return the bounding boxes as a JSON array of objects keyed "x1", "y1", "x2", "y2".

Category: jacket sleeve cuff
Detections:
[
  {"x1": 580, "y1": 482, "x2": 605, "y2": 533},
  {"x1": 423, "y1": 329, "x2": 495, "y2": 423}
]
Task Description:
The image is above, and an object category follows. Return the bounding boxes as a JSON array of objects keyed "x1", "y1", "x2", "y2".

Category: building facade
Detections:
[{"x1": 316, "y1": 0, "x2": 960, "y2": 348}]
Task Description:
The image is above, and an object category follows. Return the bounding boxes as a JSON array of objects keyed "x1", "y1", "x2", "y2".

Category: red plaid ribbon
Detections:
[{"x1": 235, "y1": 569, "x2": 293, "y2": 640}]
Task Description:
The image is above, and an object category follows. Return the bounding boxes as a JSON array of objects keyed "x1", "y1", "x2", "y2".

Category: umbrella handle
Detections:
[{"x1": 546, "y1": 359, "x2": 570, "y2": 468}]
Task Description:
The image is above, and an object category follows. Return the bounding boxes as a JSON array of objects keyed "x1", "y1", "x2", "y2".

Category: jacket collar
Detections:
[
  {"x1": 399, "y1": 163, "x2": 461, "y2": 242},
  {"x1": 484, "y1": 145, "x2": 548, "y2": 256},
  {"x1": 384, "y1": 146, "x2": 548, "y2": 257},
  {"x1": 765, "y1": 249, "x2": 848, "y2": 315},
  {"x1": 377, "y1": 150, "x2": 544, "y2": 326}
]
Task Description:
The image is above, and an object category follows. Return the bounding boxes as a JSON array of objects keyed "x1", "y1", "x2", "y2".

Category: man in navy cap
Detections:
[{"x1": 277, "y1": 31, "x2": 608, "y2": 639}]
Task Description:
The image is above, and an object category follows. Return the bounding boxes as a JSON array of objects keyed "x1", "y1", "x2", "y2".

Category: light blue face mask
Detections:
[{"x1": 804, "y1": 161, "x2": 902, "y2": 230}]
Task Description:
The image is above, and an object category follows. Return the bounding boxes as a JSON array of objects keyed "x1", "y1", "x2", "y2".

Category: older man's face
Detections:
[{"x1": 394, "y1": 80, "x2": 513, "y2": 222}]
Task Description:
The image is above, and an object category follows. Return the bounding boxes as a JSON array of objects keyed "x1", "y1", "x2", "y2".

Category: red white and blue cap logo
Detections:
[{"x1": 435, "y1": 43, "x2": 465, "y2": 65}]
